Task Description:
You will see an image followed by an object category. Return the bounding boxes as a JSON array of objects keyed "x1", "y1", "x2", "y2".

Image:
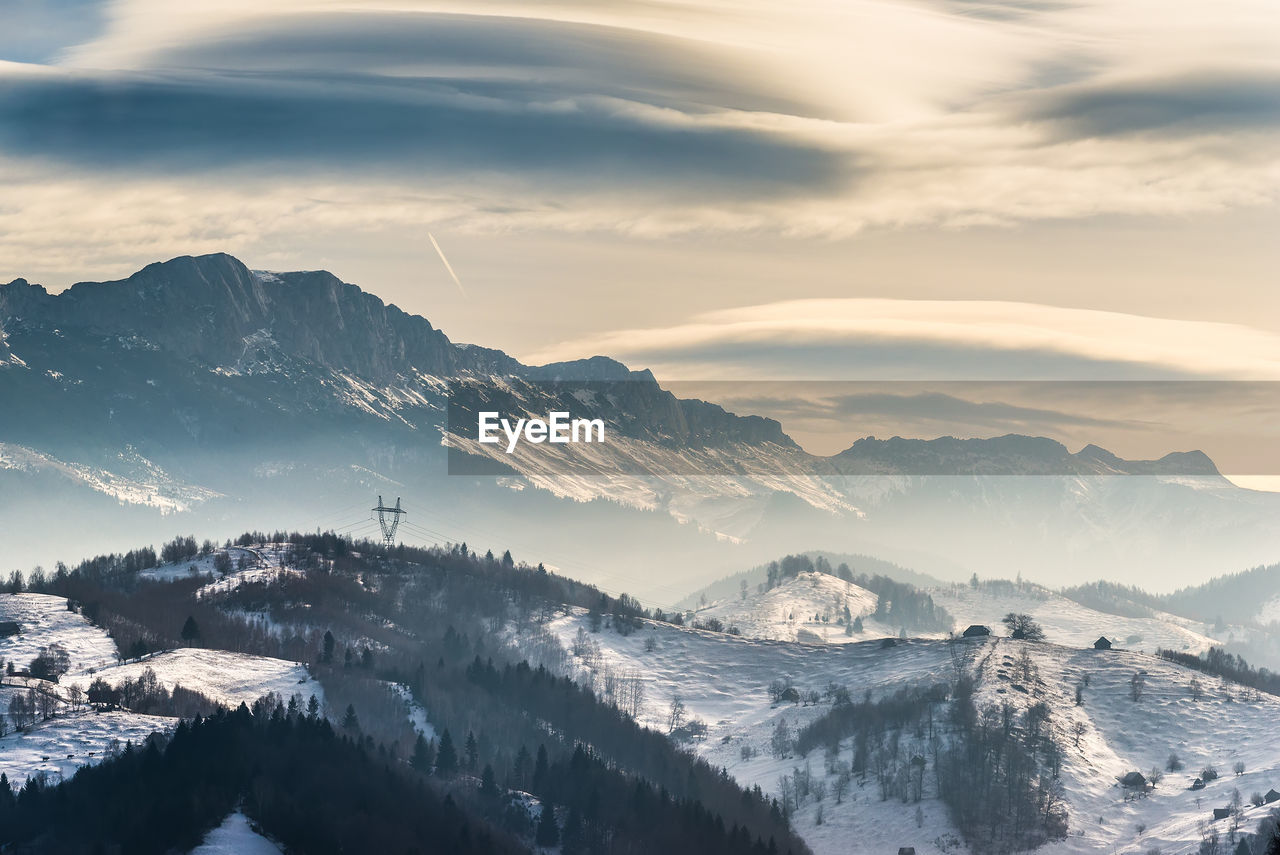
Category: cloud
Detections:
[
  {"x1": 526, "y1": 299, "x2": 1280, "y2": 381},
  {"x1": 0, "y1": 66, "x2": 841, "y2": 194},
  {"x1": 785, "y1": 391, "x2": 1133, "y2": 431},
  {"x1": 0, "y1": 0, "x2": 1277, "y2": 250},
  {"x1": 0, "y1": 0, "x2": 104, "y2": 64},
  {"x1": 1024, "y1": 68, "x2": 1280, "y2": 137}
]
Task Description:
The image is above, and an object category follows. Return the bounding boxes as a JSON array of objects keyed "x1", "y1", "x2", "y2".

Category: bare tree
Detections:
[{"x1": 667, "y1": 694, "x2": 686, "y2": 733}]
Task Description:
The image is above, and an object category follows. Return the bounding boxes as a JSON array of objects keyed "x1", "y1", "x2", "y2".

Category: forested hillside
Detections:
[{"x1": 2, "y1": 533, "x2": 806, "y2": 855}]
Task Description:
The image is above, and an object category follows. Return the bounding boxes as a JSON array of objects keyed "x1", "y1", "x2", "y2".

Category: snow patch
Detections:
[{"x1": 190, "y1": 811, "x2": 283, "y2": 854}]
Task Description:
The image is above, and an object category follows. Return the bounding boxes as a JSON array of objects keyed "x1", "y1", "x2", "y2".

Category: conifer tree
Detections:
[
  {"x1": 435, "y1": 729, "x2": 459, "y2": 777},
  {"x1": 411, "y1": 733, "x2": 434, "y2": 773},
  {"x1": 480, "y1": 764, "x2": 499, "y2": 798},
  {"x1": 513, "y1": 744, "x2": 532, "y2": 789},
  {"x1": 464, "y1": 731, "x2": 479, "y2": 771},
  {"x1": 561, "y1": 806, "x2": 585, "y2": 855},
  {"x1": 341, "y1": 704, "x2": 359, "y2": 731},
  {"x1": 533, "y1": 744, "x2": 549, "y2": 791},
  {"x1": 180, "y1": 616, "x2": 201, "y2": 646},
  {"x1": 535, "y1": 801, "x2": 559, "y2": 846}
]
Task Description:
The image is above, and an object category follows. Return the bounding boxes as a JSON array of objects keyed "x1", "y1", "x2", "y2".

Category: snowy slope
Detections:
[
  {"x1": 0, "y1": 591, "x2": 322, "y2": 784},
  {"x1": 691, "y1": 571, "x2": 888, "y2": 644},
  {"x1": 0, "y1": 442, "x2": 219, "y2": 513},
  {"x1": 688, "y1": 571, "x2": 1219, "y2": 655},
  {"x1": 0, "y1": 701, "x2": 171, "y2": 786},
  {"x1": 1256, "y1": 596, "x2": 1280, "y2": 627},
  {"x1": 189, "y1": 811, "x2": 283, "y2": 855},
  {"x1": 544, "y1": 606, "x2": 1280, "y2": 855},
  {"x1": 195, "y1": 545, "x2": 304, "y2": 598},
  {"x1": 0, "y1": 593, "x2": 119, "y2": 673},
  {"x1": 139, "y1": 546, "x2": 271, "y2": 585},
  {"x1": 544, "y1": 611, "x2": 967, "y2": 855},
  {"x1": 66, "y1": 648, "x2": 323, "y2": 710},
  {"x1": 929, "y1": 583, "x2": 1219, "y2": 654},
  {"x1": 977, "y1": 638, "x2": 1280, "y2": 855}
]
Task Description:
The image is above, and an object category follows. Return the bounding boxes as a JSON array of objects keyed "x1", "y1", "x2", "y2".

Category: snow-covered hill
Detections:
[
  {"x1": 687, "y1": 572, "x2": 1220, "y2": 657},
  {"x1": 541, "y1": 610, "x2": 969, "y2": 855},
  {"x1": 1016, "y1": 641, "x2": 1280, "y2": 855},
  {"x1": 0, "y1": 592, "x2": 324, "y2": 791},
  {"x1": 65, "y1": 648, "x2": 323, "y2": 710},
  {"x1": 542, "y1": 608, "x2": 1280, "y2": 855},
  {"x1": 0, "y1": 702, "x2": 172, "y2": 785},
  {"x1": 929, "y1": 583, "x2": 1219, "y2": 655},
  {"x1": 0, "y1": 593, "x2": 119, "y2": 673},
  {"x1": 690, "y1": 571, "x2": 884, "y2": 643}
]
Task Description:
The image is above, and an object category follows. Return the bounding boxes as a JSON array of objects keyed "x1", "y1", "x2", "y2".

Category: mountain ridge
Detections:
[
  {"x1": 1, "y1": 252, "x2": 1218, "y2": 474},
  {"x1": 4, "y1": 252, "x2": 1279, "y2": 598}
]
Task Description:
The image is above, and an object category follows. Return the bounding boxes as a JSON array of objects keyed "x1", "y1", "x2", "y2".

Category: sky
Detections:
[{"x1": 1, "y1": 0, "x2": 1278, "y2": 473}]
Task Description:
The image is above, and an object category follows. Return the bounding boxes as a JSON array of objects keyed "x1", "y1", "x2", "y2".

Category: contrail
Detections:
[{"x1": 428, "y1": 232, "x2": 466, "y2": 296}]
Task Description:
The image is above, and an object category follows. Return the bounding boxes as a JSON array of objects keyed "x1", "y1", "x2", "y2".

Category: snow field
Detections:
[
  {"x1": 0, "y1": 697, "x2": 172, "y2": 786},
  {"x1": 548, "y1": 610, "x2": 967, "y2": 855},
  {"x1": 66, "y1": 648, "x2": 323, "y2": 710},
  {"x1": 928, "y1": 585, "x2": 1220, "y2": 656},
  {"x1": 550, "y1": 589, "x2": 1280, "y2": 855},
  {"x1": 190, "y1": 811, "x2": 283, "y2": 854},
  {"x1": 0, "y1": 593, "x2": 119, "y2": 674}
]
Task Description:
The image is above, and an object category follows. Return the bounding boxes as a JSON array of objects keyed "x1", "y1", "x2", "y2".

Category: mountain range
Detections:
[{"x1": 3, "y1": 252, "x2": 1279, "y2": 601}]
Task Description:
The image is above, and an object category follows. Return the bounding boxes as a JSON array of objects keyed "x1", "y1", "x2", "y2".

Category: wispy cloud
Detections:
[
  {"x1": 526, "y1": 299, "x2": 1280, "y2": 381},
  {"x1": 0, "y1": 0, "x2": 1274, "y2": 250}
]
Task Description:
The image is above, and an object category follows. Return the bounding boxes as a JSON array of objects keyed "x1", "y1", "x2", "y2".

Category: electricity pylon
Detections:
[{"x1": 372, "y1": 496, "x2": 405, "y2": 546}]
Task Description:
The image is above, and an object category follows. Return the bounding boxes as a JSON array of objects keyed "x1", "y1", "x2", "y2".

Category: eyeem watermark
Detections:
[{"x1": 478, "y1": 411, "x2": 606, "y2": 453}]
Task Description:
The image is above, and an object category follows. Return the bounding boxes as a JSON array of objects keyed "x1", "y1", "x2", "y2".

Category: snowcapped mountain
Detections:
[{"x1": 4, "y1": 252, "x2": 1280, "y2": 600}]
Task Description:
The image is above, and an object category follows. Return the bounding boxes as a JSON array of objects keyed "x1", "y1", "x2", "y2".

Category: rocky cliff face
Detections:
[
  {"x1": 1, "y1": 252, "x2": 793, "y2": 452},
  {"x1": 4, "y1": 254, "x2": 517, "y2": 383}
]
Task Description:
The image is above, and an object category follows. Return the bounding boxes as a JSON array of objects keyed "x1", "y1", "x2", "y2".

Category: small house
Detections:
[
  {"x1": 1236, "y1": 838, "x2": 1252, "y2": 855},
  {"x1": 1190, "y1": 778, "x2": 1206, "y2": 791},
  {"x1": 898, "y1": 849, "x2": 916, "y2": 855},
  {"x1": 880, "y1": 637, "x2": 899, "y2": 649},
  {"x1": 0, "y1": 621, "x2": 21, "y2": 637},
  {"x1": 1119, "y1": 771, "x2": 1147, "y2": 790},
  {"x1": 1264, "y1": 788, "x2": 1280, "y2": 804},
  {"x1": 1213, "y1": 807, "x2": 1232, "y2": 821},
  {"x1": 962, "y1": 625, "x2": 991, "y2": 638},
  {"x1": 1093, "y1": 636, "x2": 1112, "y2": 650},
  {"x1": 795, "y1": 628, "x2": 826, "y2": 645}
]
